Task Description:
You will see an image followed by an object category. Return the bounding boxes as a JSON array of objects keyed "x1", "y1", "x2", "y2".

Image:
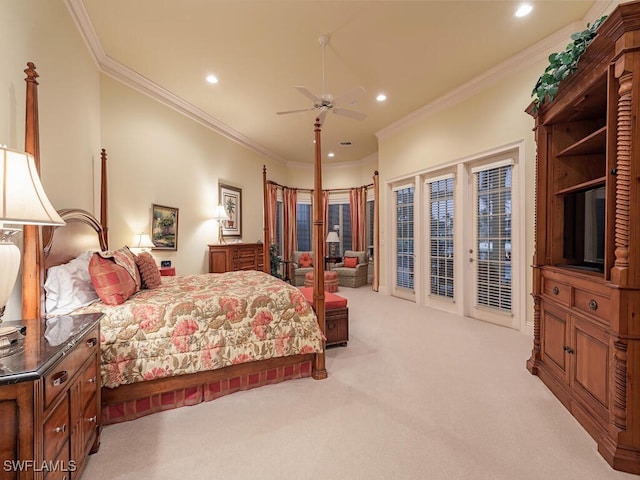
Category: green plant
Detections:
[
  {"x1": 531, "y1": 15, "x2": 607, "y2": 112},
  {"x1": 269, "y1": 243, "x2": 283, "y2": 279}
]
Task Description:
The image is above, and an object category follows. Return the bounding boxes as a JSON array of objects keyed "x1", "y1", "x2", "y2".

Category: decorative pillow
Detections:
[
  {"x1": 299, "y1": 252, "x2": 313, "y2": 267},
  {"x1": 113, "y1": 246, "x2": 142, "y2": 291},
  {"x1": 88, "y1": 253, "x2": 137, "y2": 305},
  {"x1": 343, "y1": 256, "x2": 358, "y2": 268},
  {"x1": 135, "y1": 252, "x2": 162, "y2": 289},
  {"x1": 45, "y1": 251, "x2": 99, "y2": 315}
]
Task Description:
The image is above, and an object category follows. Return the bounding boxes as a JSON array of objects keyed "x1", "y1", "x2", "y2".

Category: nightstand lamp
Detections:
[
  {"x1": 131, "y1": 233, "x2": 155, "y2": 255},
  {"x1": 0, "y1": 147, "x2": 65, "y2": 328},
  {"x1": 212, "y1": 204, "x2": 230, "y2": 244},
  {"x1": 326, "y1": 230, "x2": 340, "y2": 258}
]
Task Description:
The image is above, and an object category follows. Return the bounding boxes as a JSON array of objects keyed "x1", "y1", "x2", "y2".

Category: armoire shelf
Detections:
[{"x1": 555, "y1": 125, "x2": 606, "y2": 157}]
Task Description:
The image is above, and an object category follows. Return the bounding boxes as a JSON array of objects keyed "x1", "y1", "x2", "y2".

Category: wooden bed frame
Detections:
[{"x1": 22, "y1": 63, "x2": 327, "y2": 426}]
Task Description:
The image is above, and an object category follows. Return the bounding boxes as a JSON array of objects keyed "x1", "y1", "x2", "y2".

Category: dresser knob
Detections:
[
  {"x1": 55, "y1": 424, "x2": 66, "y2": 434},
  {"x1": 553, "y1": 287, "x2": 559, "y2": 295},
  {"x1": 589, "y1": 299, "x2": 598, "y2": 311},
  {"x1": 88, "y1": 376, "x2": 97, "y2": 384},
  {"x1": 86, "y1": 337, "x2": 98, "y2": 348}
]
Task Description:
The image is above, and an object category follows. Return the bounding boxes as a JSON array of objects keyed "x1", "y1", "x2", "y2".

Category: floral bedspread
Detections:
[{"x1": 73, "y1": 270, "x2": 324, "y2": 388}]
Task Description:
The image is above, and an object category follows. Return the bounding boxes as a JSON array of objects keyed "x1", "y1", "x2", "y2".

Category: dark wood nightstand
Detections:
[
  {"x1": 325, "y1": 256, "x2": 342, "y2": 270},
  {"x1": 159, "y1": 266, "x2": 176, "y2": 276},
  {"x1": 0, "y1": 313, "x2": 103, "y2": 479}
]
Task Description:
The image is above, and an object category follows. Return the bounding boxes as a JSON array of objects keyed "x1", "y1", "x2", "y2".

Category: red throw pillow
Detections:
[
  {"x1": 135, "y1": 252, "x2": 162, "y2": 289},
  {"x1": 89, "y1": 253, "x2": 137, "y2": 305},
  {"x1": 343, "y1": 257, "x2": 358, "y2": 268},
  {"x1": 299, "y1": 252, "x2": 312, "y2": 267}
]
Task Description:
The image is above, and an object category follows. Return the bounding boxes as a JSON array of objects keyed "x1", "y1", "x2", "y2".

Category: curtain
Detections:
[
  {"x1": 372, "y1": 172, "x2": 380, "y2": 292},
  {"x1": 283, "y1": 187, "x2": 297, "y2": 263},
  {"x1": 350, "y1": 186, "x2": 367, "y2": 251}
]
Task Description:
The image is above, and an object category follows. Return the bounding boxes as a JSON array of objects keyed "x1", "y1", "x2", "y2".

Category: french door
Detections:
[{"x1": 466, "y1": 161, "x2": 517, "y2": 328}]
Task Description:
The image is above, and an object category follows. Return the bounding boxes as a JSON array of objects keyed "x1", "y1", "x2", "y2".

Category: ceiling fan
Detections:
[{"x1": 276, "y1": 35, "x2": 367, "y2": 125}]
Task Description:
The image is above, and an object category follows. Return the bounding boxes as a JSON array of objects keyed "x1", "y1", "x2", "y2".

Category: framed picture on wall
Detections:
[
  {"x1": 219, "y1": 183, "x2": 242, "y2": 238},
  {"x1": 151, "y1": 204, "x2": 179, "y2": 250}
]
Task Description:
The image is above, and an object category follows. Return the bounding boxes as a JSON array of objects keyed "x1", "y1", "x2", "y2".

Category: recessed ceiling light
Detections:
[
  {"x1": 376, "y1": 93, "x2": 387, "y2": 102},
  {"x1": 328, "y1": 152, "x2": 335, "y2": 158},
  {"x1": 206, "y1": 74, "x2": 218, "y2": 84},
  {"x1": 515, "y1": 4, "x2": 533, "y2": 17}
]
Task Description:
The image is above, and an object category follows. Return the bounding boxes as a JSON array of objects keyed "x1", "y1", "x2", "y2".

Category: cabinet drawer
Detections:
[
  {"x1": 44, "y1": 395, "x2": 70, "y2": 462},
  {"x1": 44, "y1": 327, "x2": 99, "y2": 409},
  {"x1": 542, "y1": 276, "x2": 571, "y2": 306},
  {"x1": 573, "y1": 288, "x2": 612, "y2": 325}
]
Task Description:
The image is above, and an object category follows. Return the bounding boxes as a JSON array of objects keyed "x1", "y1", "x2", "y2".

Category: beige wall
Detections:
[
  {"x1": 1, "y1": 0, "x2": 101, "y2": 320},
  {"x1": 285, "y1": 156, "x2": 378, "y2": 190},
  {"x1": 100, "y1": 76, "x2": 286, "y2": 274},
  {"x1": 377, "y1": 63, "x2": 542, "y2": 328}
]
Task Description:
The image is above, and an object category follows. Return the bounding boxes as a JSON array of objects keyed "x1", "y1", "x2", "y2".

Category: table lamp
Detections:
[
  {"x1": 0, "y1": 147, "x2": 65, "y2": 329},
  {"x1": 131, "y1": 233, "x2": 155, "y2": 254},
  {"x1": 326, "y1": 230, "x2": 340, "y2": 258},
  {"x1": 212, "y1": 204, "x2": 230, "y2": 244}
]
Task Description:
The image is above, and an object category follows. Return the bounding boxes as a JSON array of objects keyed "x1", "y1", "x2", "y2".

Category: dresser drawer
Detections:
[
  {"x1": 573, "y1": 287, "x2": 612, "y2": 325},
  {"x1": 44, "y1": 326, "x2": 99, "y2": 409},
  {"x1": 541, "y1": 275, "x2": 571, "y2": 307},
  {"x1": 44, "y1": 395, "x2": 70, "y2": 462}
]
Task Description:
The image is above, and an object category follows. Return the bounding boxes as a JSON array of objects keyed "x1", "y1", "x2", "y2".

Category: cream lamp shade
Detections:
[
  {"x1": 131, "y1": 233, "x2": 155, "y2": 254},
  {"x1": 325, "y1": 230, "x2": 340, "y2": 257},
  {"x1": 212, "y1": 204, "x2": 230, "y2": 244},
  {"x1": 0, "y1": 147, "x2": 65, "y2": 325}
]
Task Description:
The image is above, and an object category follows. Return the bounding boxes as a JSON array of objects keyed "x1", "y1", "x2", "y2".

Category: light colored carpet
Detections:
[{"x1": 83, "y1": 287, "x2": 637, "y2": 480}]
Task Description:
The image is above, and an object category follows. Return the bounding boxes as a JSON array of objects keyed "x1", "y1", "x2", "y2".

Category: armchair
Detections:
[
  {"x1": 332, "y1": 250, "x2": 369, "y2": 288},
  {"x1": 291, "y1": 250, "x2": 314, "y2": 286}
]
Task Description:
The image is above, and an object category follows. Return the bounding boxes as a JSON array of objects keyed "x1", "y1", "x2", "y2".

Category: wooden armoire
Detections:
[{"x1": 526, "y1": 2, "x2": 640, "y2": 474}]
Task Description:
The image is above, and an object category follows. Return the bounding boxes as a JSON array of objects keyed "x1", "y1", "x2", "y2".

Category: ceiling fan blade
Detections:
[
  {"x1": 276, "y1": 107, "x2": 315, "y2": 115},
  {"x1": 333, "y1": 107, "x2": 367, "y2": 121},
  {"x1": 295, "y1": 86, "x2": 321, "y2": 103},
  {"x1": 332, "y1": 86, "x2": 366, "y2": 106}
]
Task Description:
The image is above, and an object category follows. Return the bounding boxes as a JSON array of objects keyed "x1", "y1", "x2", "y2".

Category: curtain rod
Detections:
[{"x1": 266, "y1": 179, "x2": 374, "y2": 192}]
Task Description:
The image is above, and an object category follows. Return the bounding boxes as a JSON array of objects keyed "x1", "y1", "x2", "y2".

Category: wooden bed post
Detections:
[
  {"x1": 312, "y1": 118, "x2": 327, "y2": 380},
  {"x1": 22, "y1": 62, "x2": 44, "y2": 322},
  {"x1": 100, "y1": 148, "x2": 109, "y2": 248},
  {"x1": 262, "y1": 165, "x2": 270, "y2": 274}
]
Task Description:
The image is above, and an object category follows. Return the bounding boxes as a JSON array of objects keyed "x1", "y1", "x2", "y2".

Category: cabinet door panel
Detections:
[
  {"x1": 541, "y1": 303, "x2": 570, "y2": 382},
  {"x1": 572, "y1": 317, "x2": 609, "y2": 418}
]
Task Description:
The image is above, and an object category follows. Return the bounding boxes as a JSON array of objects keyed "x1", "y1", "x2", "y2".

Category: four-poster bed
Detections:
[{"x1": 20, "y1": 63, "x2": 329, "y2": 428}]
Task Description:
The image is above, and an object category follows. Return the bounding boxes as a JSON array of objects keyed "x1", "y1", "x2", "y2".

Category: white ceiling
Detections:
[{"x1": 73, "y1": 0, "x2": 604, "y2": 166}]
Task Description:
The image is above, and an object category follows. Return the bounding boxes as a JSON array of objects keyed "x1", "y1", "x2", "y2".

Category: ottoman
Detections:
[
  {"x1": 299, "y1": 287, "x2": 349, "y2": 347},
  {"x1": 303, "y1": 270, "x2": 339, "y2": 292}
]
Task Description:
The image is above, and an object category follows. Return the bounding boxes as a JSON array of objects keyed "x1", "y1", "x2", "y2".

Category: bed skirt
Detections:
[{"x1": 102, "y1": 354, "x2": 314, "y2": 425}]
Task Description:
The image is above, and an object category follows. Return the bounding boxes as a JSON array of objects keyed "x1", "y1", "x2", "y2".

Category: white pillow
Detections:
[{"x1": 45, "y1": 251, "x2": 99, "y2": 315}]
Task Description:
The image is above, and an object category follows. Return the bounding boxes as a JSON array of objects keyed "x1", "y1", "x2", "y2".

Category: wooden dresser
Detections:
[
  {"x1": 208, "y1": 243, "x2": 264, "y2": 273},
  {"x1": 0, "y1": 313, "x2": 102, "y2": 480},
  {"x1": 526, "y1": 3, "x2": 640, "y2": 474}
]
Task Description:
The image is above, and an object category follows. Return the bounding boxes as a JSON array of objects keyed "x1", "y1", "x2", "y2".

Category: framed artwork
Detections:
[
  {"x1": 219, "y1": 183, "x2": 242, "y2": 238},
  {"x1": 151, "y1": 204, "x2": 179, "y2": 250}
]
